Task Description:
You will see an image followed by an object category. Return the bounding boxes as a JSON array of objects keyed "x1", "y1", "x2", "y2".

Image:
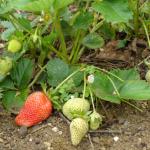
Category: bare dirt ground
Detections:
[{"x1": 0, "y1": 102, "x2": 150, "y2": 150}]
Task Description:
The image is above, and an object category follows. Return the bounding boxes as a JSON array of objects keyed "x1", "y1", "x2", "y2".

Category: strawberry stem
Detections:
[
  {"x1": 89, "y1": 86, "x2": 96, "y2": 112},
  {"x1": 28, "y1": 65, "x2": 46, "y2": 88},
  {"x1": 82, "y1": 72, "x2": 86, "y2": 99},
  {"x1": 54, "y1": 67, "x2": 85, "y2": 92}
]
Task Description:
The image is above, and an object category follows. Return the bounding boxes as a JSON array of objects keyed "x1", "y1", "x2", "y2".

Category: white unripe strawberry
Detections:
[
  {"x1": 70, "y1": 118, "x2": 89, "y2": 146},
  {"x1": 62, "y1": 98, "x2": 90, "y2": 120},
  {"x1": 90, "y1": 111, "x2": 102, "y2": 130}
]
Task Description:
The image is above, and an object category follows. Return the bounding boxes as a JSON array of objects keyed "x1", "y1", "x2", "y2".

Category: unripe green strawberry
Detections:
[
  {"x1": 0, "y1": 57, "x2": 12, "y2": 76},
  {"x1": 8, "y1": 39, "x2": 22, "y2": 53},
  {"x1": 70, "y1": 118, "x2": 89, "y2": 146},
  {"x1": 90, "y1": 111, "x2": 102, "y2": 130},
  {"x1": 145, "y1": 70, "x2": 150, "y2": 83},
  {"x1": 62, "y1": 98, "x2": 90, "y2": 120}
]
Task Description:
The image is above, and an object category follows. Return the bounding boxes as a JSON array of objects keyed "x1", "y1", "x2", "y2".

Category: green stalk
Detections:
[
  {"x1": 69, "y1": 30, "x2": 81, "y2": 61},
  {"x1": 54, "y1": 68, "x2": 85, "y2": 92},
  {"x1": 76, "y1": 47, "x2": 85, "y2": 63},
  {"x1": 49, "y1": 45, "x2": 66, "y2": 61},
  {"x1": 134, "y1": 0, "x2": 140, "y2": 36},
  {"x1": 95, "y1": 67, "x2": 124, "y2": 82},
  {"x1": 38, "y1": 50, "x2": 46, "y2": 66},
  {"x1": 71, "y1": 40, "x2": 81, "y2": 64},
  {"x1": 89, "y1": 86, "x2": 96, "y2": 111},
  {"x1": 122, "y1": 99, "x2": 143, "y2": 112},
  {"x1": 71, "y1": 31, "x2": 85, "y2": 64},
  {"x1": 54, "y1": 12, "x2": 68, "y2": 59},
  {"x1": 28, "y1": 65, "x2": 46, "y2": 88},
  {"x1": 107, "y1": 75, "x2": 120, "y2": 97},
  {"x1": 82, "y1": 72, "x2": 86, "y2": 99},
  {"x1": 141, "y1": 20, "x2": 150, "y2": 48},
  {"x1": 91, "y1": 20, "x2": 104, "y2": 33}
]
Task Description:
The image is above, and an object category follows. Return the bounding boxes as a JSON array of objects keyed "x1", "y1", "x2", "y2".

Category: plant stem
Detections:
[
  {"x1": 107, "y1": 75, "x2": 120, "y2": 97},
  {"x1": 141, "y1": 20, "x2": 150, "y2": 48},
  {"x1": 76, "y1": 46, "x2": 85, "y2": 62},
  {"x1": 71, "y1": 41, "x2": 81, "y2": 64},
  {"x1": 54, "y1": 12, "x2": 68, "y2": 59},
  {"x1": 28, "y1": 65, "x2": 46, "y2": 88},
  {"x1": 38, "y1": 50, "x2": 46, "y2": 66},
  {"x1": 55, "y1": 68, "x2": 85, "y2": 92},
  {"x1": 69, "y1": 30, "x2": 81, "y2": 61},
  {"x1": 10, "y1": 14, "x2": 30, "y2": 33},
  {"x1": 134, "y1": 0, "x2": 140, "y2": 36},
  {"x1": 95, "y1": 67, "x2": 124, "y2": 82},
  {"x1": 89, "y1": 86, "x2": 96, "y2": 111},
  {"x1": 121, "y1": 99, "x2": 143, "y2": 112},
  {"x1": 91, "y1": 20, "x2": 104, "y2": 33},
  {"x1": 49, "y1": 45, "x2": 66, "y2": 61},
  {"x1": 82, "y1": 72, "x2": 86, "y2": 99}
]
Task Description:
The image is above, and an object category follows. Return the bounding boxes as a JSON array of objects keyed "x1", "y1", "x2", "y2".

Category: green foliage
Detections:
[
  {"x1": 90, "y1": 71, "x2": 121, "y2": 104},
  {"x1": 0, "y1": 20, "x2": 15, "y2": 40},
  {"x1": 73, "y1": 12, "x2": 93, "y2": 30},
  {"x1": 92, "y1": 0, "x2": 133, "y2": 23},
  {"x1": 141, "y1": 1, "x2": 150, "y2": 14},
  {"x1": 0, "y1": 77, "x2": 15, "y2": 90},
  {"x1": 46, "y1": 58, "x2": 69, "y2": 87},
  {"x1": 0, "y1": 89, "x2": 3, "y2": 100},
  {"x1": 11, "y1": 58, "x2": 34, "y2": 89},
  {"x1": 119, "y1": 80, "x2": 150, "y2": 100},
  {"x1": 2, "y1": 89, "x2": 28, "y2": 111},
  {"x1": 82, "y1": 33, "x2": 104, "y2": 49}
]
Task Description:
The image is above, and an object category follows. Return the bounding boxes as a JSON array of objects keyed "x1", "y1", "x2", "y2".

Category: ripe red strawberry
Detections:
[{"x1": 15, "y1": 91, "x2": 52, "y2": 127}]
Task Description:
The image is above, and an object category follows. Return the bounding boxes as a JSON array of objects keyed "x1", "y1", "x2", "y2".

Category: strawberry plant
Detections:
[{"x1": 0, "y1": 0, "x2": 150, "y2": 147}]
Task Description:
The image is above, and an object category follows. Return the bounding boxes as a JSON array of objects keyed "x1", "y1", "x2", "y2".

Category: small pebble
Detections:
[
  {"x1": 92, "y1": 137, "x2": 100, "y2": 144},
  {"x1": 19, "y1": 126, "x2": 28, "y2": 137},
  {"x1": 58, "y1": 131, "x2": 62, "y2": 135},
  {"x1": 52, "y1": 127, "x2": 59, "y2": 132},
  {"x1": 44, "y1": 142, "x2": 51, "y2": 147},
  {"x1": 101, "y1": 147, "x2": 106, "y2": 150},
  {"x1": 0, "y1": 138, "x2": 4, "y2": 143},
  {"x1": 29, "y1": 138, "x2": 33, "y2": 142},
  {"x1": 113, "y1": 136, "x2": 119, "y2": 142}
]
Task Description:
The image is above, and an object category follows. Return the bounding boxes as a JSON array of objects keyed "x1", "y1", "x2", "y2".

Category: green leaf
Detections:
[
  {"x1": 92, "y1": 0, "x2": 133, "y2": 23},
  {"x1": 0, "y1": 0, "x2": 32, "y2": 14},
  {"x1": 0, "y1": 20, "x2": 15, "y2": 40},
  {"x1": 141, "y1": 1, "x2": 150, "y2": 14},
  {"x1": 73, "y1": 12, "x2": 93, "y2": 30},
  {"x1": 119, "y1": 80, "x2": 150, "y2": 100},
  {"x1": 91, "y1": 72, "x2": 121, "y2": 103},
  {"x1": 108, "y1": 68, "x2": 140, "y2": 94},
  {"x1": 2, "y1": 89, "x2": 28, "y2": 111},
  {"x1": 0, "y1": 77, "x2": 15, "y2": 90},
  {"x1": 110, "y1": 68, "x2": 140, "y2": 88},
  {"x1": 53, "y1": 0, "x2": 74, "y2": 10},
  {"x1": 117, "y1": 40, "x2": 127, "y2": 49},
  {"x1": 46, "y1": 58, "x2": 69, "y2": 87},
  {"x1": 17, "y1": 0, "x2": 54, "y2": 12},
  {"x1": 82, "y1": 33, "x2": 104, "y2": 49},
  {"x1": 0, "y1": 88, "x2": 3, "y2": 100},
  {"x1": 42, "y1": 32, "x2": 57, "y2": 47},
  {"x1": 69, "y1": 66, "x2": 84, "y2": 86},
  {"x1": 110, "y1": 68, "x2": 140, "y2": 80},
  {"x1": 17, "y1": 17, "x2": 32, "y2": 31},
  {"x1": 11, "y1": 58, "x2": 34, "y2": 89}
]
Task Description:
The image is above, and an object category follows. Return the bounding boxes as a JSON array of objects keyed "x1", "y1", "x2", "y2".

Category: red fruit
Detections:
[{"x1": 15, "y1": 91, "x2": 52, "y2": 127}]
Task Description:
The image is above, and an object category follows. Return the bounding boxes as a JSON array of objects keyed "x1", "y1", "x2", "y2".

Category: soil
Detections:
[{"x1": 0, "y1": 102, "x2": 150, "y2": 150}]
